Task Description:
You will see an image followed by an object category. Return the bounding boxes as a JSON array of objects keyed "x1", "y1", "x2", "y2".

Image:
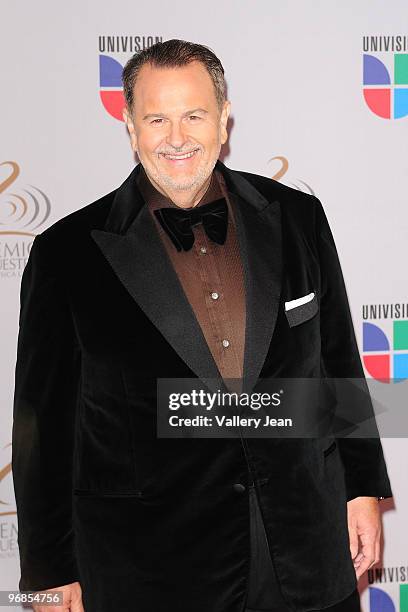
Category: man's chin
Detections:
[{"x1": 157, "y1": 173, "x2": 204, "y2": 192}]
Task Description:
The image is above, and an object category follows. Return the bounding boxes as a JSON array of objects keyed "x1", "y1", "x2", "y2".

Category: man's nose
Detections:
[{"x1": 166, "y1": 121, "x2": 187, "y2": 149}]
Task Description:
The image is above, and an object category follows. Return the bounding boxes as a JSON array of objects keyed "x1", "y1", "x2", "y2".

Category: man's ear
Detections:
[
  {"x1": 220, "y1": 100, "x2": 231, "y2": 146},
  {"x1": 123, "y1": 106, "x2": 138, "y2": 153}
]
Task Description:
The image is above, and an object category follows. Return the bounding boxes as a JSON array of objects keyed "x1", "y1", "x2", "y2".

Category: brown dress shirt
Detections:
[
  {"x1": 136, "y1": 164, "x2": 289, "y2": 612},
  {"x1": 136, "y1": 165, "x2": 246, "y2": 384}
]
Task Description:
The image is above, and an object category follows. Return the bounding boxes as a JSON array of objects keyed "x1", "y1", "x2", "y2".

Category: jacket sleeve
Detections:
[
  {"x1": 11, "y1": 233, "x2": 81, "y2": 591},
  {"x1": 314, "y1": 196, "x2": 393, "y2": 502}
]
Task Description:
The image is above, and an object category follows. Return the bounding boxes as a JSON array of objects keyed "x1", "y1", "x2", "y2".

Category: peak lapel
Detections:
[{"x1": 91, "y1": 165, "x2": 223, "y2": 392}]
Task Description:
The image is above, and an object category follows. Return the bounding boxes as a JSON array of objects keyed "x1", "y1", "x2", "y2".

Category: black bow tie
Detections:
[{"x1": 153, "y1": 197, "x2": 228, "y2": 252}]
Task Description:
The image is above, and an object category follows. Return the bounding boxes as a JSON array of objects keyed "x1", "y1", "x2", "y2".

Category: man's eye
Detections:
[
  {"x1": 151, "y1": 118, "x2": 164, "y2": 124},
  {"x1": 189, "y1": 115, "x2": 200, "y2": 121}
]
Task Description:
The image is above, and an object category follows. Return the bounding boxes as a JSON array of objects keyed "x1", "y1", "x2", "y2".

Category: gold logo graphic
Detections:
[
  {"x1": 269, "y1": 156, "x2": 315, "y2": 195},
  {"x1": 0, "y1": 443, "x2": 16, "y2": 517},
  {"x1": 0, "y1": 161, "x2": 51, "y2": 236}
]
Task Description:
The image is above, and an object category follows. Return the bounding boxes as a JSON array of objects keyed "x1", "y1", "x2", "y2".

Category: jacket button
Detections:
[{"x1": 233, "y1": 483, "x2": 246, "y2": 493}]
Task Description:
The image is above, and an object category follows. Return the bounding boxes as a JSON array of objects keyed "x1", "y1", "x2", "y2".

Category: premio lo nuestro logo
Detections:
[
  {"x1": 362, "y1": 303, "x2": 408, "y2": 383},
  {"x1": 98, "y1": 35, "x2": 162, "y2": 121},
  {"x1": 268, "y1": 156, "x2": 314, "y2": 194},
  {"x1": 0, "y1": 443, "x2": 14, "y2": 518},
  {"x1": 363, "y1": 35, "x2": 408, "y2": 119},
  {"x1": 0, "y1": 442, "x2": 18, "y2": 562},
  {"x1": 0, "y1": 161, "x2": 51, "y2": 279},
  {"x1": 0, "y1": 161, "x2": 50, "y2": 236}
]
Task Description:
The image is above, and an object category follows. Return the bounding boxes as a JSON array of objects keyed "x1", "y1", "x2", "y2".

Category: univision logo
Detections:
[
  {"x1": 98, "y1": 35, "x2": 162, "y2": 121},
  {"x1": 99, "y1": 55, "x2": 127, "y2": 121},
  {"x1": 363, "y1": 320, "x2": 408, "y2": 383},
  {"x1": 368, "y1": 585, "x2": 408, "y2": 611},
  {"x1": 363, "y1": 53, "x2": 408, "y2": 119},
  {"x1": 362, "y1": 34, "x2": 408, "y2": 120}
]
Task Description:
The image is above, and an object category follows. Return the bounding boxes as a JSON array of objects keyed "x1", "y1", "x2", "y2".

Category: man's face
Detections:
[{"x1": 123, "y1": 60, "x2": 230, "y2": 193}]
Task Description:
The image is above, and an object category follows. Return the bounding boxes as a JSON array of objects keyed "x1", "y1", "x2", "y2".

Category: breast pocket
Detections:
[{"x1": 284, "y1": 291, "x2": 319, "y2": 327}]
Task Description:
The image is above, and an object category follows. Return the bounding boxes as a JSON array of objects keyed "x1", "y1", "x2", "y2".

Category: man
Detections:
[{"x1": 12, "y1": 39, "x2": 392, "y2": 612}]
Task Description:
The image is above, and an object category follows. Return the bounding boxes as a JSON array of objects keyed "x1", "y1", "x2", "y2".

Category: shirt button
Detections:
[
  {"x1": 222, "y1": 339, "x2": 230, "y2": 348},
  {"x1": 233, "y1": 483, "x2": 246, "y2": 494},
  {"x1": 200, "y1": 246, "x2": 207, "y2": 253},
  {"x1": 211, "y1": 292, "x2": 219, "y2": 300}
]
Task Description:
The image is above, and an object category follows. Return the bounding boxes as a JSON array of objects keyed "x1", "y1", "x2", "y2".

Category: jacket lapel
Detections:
[
  {"x1": 91, "y1": 161, "x2": 282, "y2": 394},
  {"x1": 218, "y1": 162, "x2": 282, "y2": 393}
]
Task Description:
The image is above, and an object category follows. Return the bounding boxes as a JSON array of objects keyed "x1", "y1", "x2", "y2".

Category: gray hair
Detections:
[{"x1": 122, "y1": 39, "x2": 227, "y2": 114}]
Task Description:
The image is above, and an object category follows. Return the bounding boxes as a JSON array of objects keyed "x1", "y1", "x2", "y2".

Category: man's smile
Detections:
[{"x1": 159, "y1": 149, "x2": 200, "y2": 163}]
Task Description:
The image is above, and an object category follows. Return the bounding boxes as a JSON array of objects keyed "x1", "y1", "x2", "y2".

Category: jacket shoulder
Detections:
[
  {"x1": 235, "y1": 167, "x2": 317, "y2": 206},
  {"x1": 232, "y1": 168, "x2": 320, "y2": 231},
  {"x1": 34, "y1": 188, "x2": 116, "y2": 248}
]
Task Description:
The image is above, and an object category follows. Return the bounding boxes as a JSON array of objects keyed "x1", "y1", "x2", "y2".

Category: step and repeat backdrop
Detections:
[{"x1": 1, "y1": 1, "x2": 407, "y2": 610}]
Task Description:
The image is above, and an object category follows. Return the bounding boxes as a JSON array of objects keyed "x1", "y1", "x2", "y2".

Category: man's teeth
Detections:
[{"x1": 162, "y1": 150, "x2": 197, "y2": 160}]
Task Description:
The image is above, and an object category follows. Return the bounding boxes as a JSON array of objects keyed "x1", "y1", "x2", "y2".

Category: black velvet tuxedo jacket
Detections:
[{"x1": 11, "y1": 160, "x2": 392, "y2": 612}]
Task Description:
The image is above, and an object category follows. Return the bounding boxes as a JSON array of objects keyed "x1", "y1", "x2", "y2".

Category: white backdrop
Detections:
[{"x1": 1, "y1": 2, "x2": 407, "y2": 610}]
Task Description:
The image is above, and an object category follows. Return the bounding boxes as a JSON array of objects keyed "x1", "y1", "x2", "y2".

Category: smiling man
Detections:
[
  {"x1": 12, "y1": 39, "x2": 392, "y2": 612},
  {"x1": 122, "y1": 54, "x2": 230, "y2": 208}
]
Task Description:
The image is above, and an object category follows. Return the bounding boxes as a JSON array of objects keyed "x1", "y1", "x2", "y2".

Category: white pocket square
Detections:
[{"x1": 284, "y1": 292, "x2": 315, "y2": 311}]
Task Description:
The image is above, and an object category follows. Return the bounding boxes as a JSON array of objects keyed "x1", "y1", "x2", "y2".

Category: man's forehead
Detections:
[
  {"x1": 135, "y1": 61, "x2": 214, "y2": 96},
  {"x1": 133, "y1": 61, "x2": 218, "y2": 114}
]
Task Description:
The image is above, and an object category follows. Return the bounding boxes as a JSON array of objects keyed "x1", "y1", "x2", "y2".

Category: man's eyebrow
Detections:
[{"x1": 142, "y1": 108, "x2": 208, "y2": 120}]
